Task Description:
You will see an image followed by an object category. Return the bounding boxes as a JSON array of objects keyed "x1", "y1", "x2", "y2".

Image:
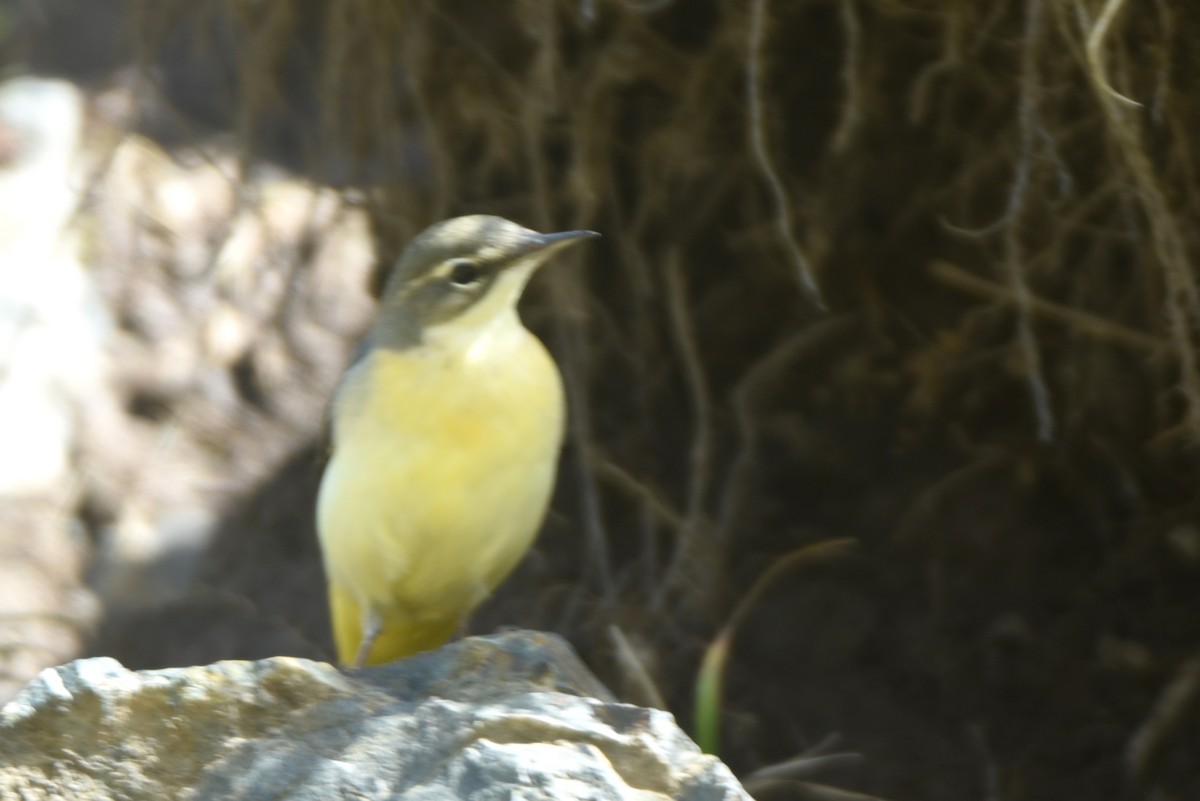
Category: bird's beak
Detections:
[{"x1": 530, "y1": 229, "x2": 601, "y2": 254}]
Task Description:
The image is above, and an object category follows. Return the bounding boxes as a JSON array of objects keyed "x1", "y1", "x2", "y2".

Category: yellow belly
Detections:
[{"x1": 316, "y1": 323, "x2": 565, "y2": 665}]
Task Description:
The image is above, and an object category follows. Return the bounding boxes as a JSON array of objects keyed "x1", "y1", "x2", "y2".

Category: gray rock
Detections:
[{"x1": 0, "y1": 631, "x2": 749, "y2": 801}]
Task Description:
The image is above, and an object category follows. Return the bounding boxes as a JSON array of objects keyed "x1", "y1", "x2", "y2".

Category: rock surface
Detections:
[{"x1": 0, "y1": 631, "x2": 749, "y2": 801}]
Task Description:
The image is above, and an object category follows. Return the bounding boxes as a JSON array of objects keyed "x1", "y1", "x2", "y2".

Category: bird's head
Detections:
[{"x1": 372, "y1": 215, "x2": 598, "y2": 348}]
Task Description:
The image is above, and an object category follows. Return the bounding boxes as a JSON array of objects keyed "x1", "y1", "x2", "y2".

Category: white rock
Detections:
[{"x1": 0, "y1": 632, "x2": 749, "y2": 801}]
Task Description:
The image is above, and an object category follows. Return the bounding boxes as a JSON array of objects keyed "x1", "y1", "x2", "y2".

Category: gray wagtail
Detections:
[{"x1": 317, "y1": 215, "x2": 598, "y2": 667}]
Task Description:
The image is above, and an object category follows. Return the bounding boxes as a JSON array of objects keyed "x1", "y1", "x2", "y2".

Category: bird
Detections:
[{"x1": 316, "y1": 214, "x2": 598, "y2": 667}]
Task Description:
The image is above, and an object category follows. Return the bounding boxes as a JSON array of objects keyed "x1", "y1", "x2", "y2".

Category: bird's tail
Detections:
[{"x1": 328, "y1": 582, "x2": 459, "y2": 666}]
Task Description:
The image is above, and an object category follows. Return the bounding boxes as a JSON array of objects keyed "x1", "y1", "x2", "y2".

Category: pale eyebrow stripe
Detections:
[
  {"x1": 429, "y1": 258, "x2": 467, "y2": 279},
  {"x1": 431, "y1": 256, "x2": 506, "y2": 282}
]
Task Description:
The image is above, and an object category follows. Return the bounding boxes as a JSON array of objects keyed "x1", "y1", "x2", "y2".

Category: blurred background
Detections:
[{"x1": 1, "y1": 1, "x2": 1198, "y2": 799}]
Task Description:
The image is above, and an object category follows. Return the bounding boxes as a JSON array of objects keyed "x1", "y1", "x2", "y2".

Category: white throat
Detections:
[{"x1": 423, "y1": 261, "x2": 538, "y2": 362}]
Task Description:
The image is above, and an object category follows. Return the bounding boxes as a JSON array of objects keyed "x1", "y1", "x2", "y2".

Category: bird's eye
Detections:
[{"x1": 447, "y1": 259, "x2": 481, "y2": 286}]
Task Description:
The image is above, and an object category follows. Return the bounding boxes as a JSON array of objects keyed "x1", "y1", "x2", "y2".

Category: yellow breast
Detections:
[{"x1": 316, "y1": 315, "x2": 565, "y2": 627}]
